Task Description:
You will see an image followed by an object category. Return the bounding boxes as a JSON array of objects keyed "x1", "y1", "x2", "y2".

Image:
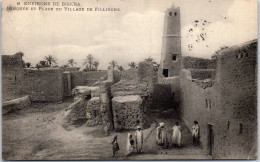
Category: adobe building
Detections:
[{"x1": 158, "y1": 4, "x2": 257, "y2": 159}]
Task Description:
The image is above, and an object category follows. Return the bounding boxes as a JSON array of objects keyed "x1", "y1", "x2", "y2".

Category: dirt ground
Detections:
[{"x1": 2, "y1": 100, "x2": 210, "y2": 160}]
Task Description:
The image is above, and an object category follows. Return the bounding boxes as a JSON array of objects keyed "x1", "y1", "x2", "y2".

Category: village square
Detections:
[{"x1": 1, "y1": 0, "x2": 257, "y2": 160}]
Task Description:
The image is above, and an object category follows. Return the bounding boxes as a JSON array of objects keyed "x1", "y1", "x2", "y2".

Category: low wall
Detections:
[{"x1": 2, "y1": 96, "x2": 31, "y2": 114}]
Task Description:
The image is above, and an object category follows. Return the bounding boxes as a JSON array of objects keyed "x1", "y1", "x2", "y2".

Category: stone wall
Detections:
[{"x1": 180, "y1": 40, "x2": 257, "y2": 159}]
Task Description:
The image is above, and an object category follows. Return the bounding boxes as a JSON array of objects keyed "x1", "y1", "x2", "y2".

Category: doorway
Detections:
[
  {"x1": 163, "y1": 69, "x2": 169, "y2": 77},
  {"x1": 208, "y1": 124, "x2": 214, "y2": 156}
]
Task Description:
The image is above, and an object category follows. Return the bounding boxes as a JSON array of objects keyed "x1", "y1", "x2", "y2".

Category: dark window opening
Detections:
[
  {"x1": 227, "y1": 121, "x2": 230, "y2": 130},
  {"x1": 163, "y1": 69, "x2": 169, "y2": 77},
  {"x1": 94, "y1": 110, "x2": 99, "y2": 117},
  {"x1": 169, "y1": 12, "x2": 172, "y2": 16},
  {"x1": 172, "y1": 54, "x2": 177, "y2": 61},
  {"x1": 239, "y1": 123, "x2": 243, "y2": 134},
  {"x1": 174, "y1": 12, "x2": 177, "y2": 16}
]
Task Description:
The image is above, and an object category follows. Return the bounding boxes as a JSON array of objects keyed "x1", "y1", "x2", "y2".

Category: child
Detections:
[{"x1": 111, "y1": 135, "x2": 120, "y2": 157}]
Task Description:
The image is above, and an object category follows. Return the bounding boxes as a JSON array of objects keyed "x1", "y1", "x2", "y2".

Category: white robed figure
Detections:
[
  {"x1": 125, "y1": 133, "x2": 135, "y2": 156},
  {"x1": 156, "y1": 122, "x2": 169, "y2": 148},
  {"x1": 172, "y1": 121, "x2": 182, "y2": 147},
  {"x1": 134, "y1": 126, "x2": 143, "y2": 154}
]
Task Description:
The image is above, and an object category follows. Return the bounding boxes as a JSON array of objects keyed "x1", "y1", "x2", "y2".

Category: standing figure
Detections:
[
  {"x1": 172, "y1": 121, "x2": 182, "y2": 147},
  {"x1": 125, "y1": 133, "x2": 135, "y2": 156},
  {"x1": 111, "y1": 135, "x2": 120, "y2": 157},
  {"x1": 135, "y1": 126, "x2": 143, "y2": 154},
  {"x1": 192, "y1": 121, "x2": 200, "y2": 147},
  {"x1": 156, "y1": 122, "x2": 169, "y2": 148}
]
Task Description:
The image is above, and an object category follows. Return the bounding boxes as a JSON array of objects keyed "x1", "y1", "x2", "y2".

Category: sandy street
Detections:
[{"x1": 2, "y1": 100, "x2": 209, "y2": 160}]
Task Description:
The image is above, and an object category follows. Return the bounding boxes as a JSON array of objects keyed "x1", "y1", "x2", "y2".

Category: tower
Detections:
[{"x1": 159, "y1": 4, "x2": 181, "y2": 78}]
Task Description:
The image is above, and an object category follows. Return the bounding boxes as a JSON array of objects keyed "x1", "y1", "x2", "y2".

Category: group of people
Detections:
[
  {"x1": 111, "y1": 126, "x2": 143, "y2": 157},
  {"x1": 110, "y1": 121, "x2": 200, "y2": 157}
]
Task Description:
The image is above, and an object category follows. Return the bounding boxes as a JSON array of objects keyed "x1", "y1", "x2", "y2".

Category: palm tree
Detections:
[
  {"x1": 128, "y1": 62, "x2": 137, "y2": 69},
  {"x1": 93, "y1": 61, "x2": 100, "y2": 71},
  {"x1": 44, "y1": 55, "x2": 57, "y2": 67},
  {"x1": 39, "y1": 60, "x2": 48, "y2": 67},
  {"x1": 109, "y1": 60, "x2": 118, "y2": 70},
  {"x1": 117, "y1": 66, "x2": 124, "y2": 71},
  {"x1": 67, "y1": 59, "x2": 77, "y2": 67},
  {"x1": 83, "y1": 54, "x2": 94, "y2": 71},
  {"x1": 144, "y1": 56, "x2": 154, "y2": 62}
]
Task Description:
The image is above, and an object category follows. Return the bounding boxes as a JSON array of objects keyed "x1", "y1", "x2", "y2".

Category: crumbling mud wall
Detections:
[
  {"x1": 180, "y1": 40, "x2": 257, "y2": 159},
  {"x1": 112, "y1": 95, "x2": 143, "y2": 130},
  {"x1": 111, "y1": 61, "x2": 154, "y2": 130}
]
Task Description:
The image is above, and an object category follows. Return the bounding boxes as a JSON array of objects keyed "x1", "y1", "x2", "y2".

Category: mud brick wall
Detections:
[
  {"x1": 64, "y1": 99, "x2": 89, "y2": 125},
  {"x1": 86, "y1": 97, "x2": 103, "y2": 126},
  {"x1": 159, "y1": 76, "x2": 180, "y2": 105},
  {"x1": 2, "y1": 53, "x2": 23, "y2": 72},
  {"x1": 180, "y1": 40, "x2": 257, "y2": 159},
  {"x1": 99, "y1": 81, "x2": 114, "y2": 129},
  {"x1": 182, "y1": 56, "x2": 217, "y2": 69},
  {"x1": 2, "y1": 54, "x2": 24, "y2": 101},
  {"x1": 120, "y1": 69, "x2": 138, "y2": 81},
  {"x1": 151, "y1": 84, "x2": 173, "y2": 110},
  {"x1": 112, "y1": 95, "x2": 143, "y2": 130},
  {"x1": 17, "y1": 68, "x2": 64, "y2": 102},
  {"x1": 189, "y1": 69, "x2": 216, "y2": 80}
]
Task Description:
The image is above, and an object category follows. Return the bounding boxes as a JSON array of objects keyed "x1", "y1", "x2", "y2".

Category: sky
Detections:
[{"x1": 1, "y1": 0, "x2": 258, "y2": 70}]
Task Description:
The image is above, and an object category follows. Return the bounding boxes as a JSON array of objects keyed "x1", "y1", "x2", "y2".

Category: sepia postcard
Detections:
[{"x1": 1, "y1": 0, "x2": 257, "y2": 160}]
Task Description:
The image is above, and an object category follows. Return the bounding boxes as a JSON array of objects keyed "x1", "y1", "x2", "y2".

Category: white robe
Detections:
[
  {"x1": 125, "y1": 133, "x2": 134, "y2": 155},
  {"x1": 135, "y1": 130, "x2": 143, "y2": 150},
  {"x1": 172, "y1": 125, "x2": 182, "y2": 146}
]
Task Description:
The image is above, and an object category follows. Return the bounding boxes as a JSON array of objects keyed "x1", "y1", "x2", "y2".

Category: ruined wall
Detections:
[
  {"x1": 182, "y1": 56, "x2": 216, "y2": 69},
  {"x1": 111, "y1": 61, "x2": 154, "y2": 129},
  {"x1": 112, "y1": 95, "x2": 143, "y2": 130},
  {"x1": 180, "y1": 40, "x2": 257, "y2": 159}
]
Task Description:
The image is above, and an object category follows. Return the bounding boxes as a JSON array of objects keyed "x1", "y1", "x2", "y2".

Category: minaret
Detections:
[{"x1": 159, "y1": 4, "x2": 181, "y2": 78}]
